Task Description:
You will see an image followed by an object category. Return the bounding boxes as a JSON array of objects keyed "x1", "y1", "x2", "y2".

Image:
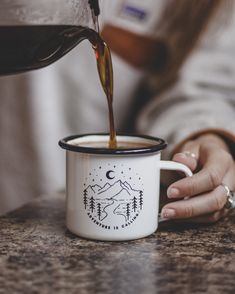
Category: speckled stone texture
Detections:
[{"x1": 0, "y1": 193, "x2": 235, "y2": 294}]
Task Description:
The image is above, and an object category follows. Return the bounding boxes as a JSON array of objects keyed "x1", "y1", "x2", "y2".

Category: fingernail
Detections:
[
  {"x1": 161, "y1": 208, "x2": 176, "y2": 219},
  {"x1": 167, "y1": 187, "x2": 180, "y2": 198}
]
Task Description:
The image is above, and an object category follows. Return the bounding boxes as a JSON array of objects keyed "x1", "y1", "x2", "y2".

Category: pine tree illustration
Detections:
[
  {"x1": 126, "y1": 203, "x2": 130, "y2": 220},
  {"x1": 139, "y1": 191, "x2": 143, "y2": 210},
  {"x1": 90, "y1": 196, "x2": 95, "y2": 213},
  {"x1": 97, "y1": 202, "x2": 102, "y2": 220},
  {"x1": 132, "y1": 196, "x2": 138, "y2": 212},
  {"x1": 83, "y1": 190, "x2": 88, "y2": 209}
]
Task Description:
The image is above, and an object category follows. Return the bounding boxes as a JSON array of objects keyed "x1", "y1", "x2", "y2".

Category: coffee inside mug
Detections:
[
  {"x1": 60, "y1": 134, "x2": 167, "y2": 154},
  {"x1": 73, "y1": 141, "x2": 152, "y2": 149}
]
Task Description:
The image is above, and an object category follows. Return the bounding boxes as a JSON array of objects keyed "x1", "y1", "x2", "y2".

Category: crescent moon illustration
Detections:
[{"x1": 106, "y1": 170, "x2": 115, "y2": 180}]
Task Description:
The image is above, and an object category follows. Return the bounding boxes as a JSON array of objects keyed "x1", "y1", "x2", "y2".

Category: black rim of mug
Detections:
[{"x1": 59, "y1": 133, "x2": 167, "y2": 155}]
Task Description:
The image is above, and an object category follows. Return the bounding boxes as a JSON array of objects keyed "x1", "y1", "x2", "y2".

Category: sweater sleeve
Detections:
[{"x1": 137, "y1": 12, "x2": 235, "y2": 159}]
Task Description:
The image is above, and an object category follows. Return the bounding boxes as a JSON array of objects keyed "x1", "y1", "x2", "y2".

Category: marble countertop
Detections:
[{"x1": 1, "y1": 192, "x2": 235, "y2": 294}]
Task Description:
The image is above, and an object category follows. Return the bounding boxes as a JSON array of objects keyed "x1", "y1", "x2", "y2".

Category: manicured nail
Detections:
[
  {"x1": 161, "y1": 208, "x2": 176, "y2": 219},
  {"x1": 167, "y1": 187, "x2": 180, "y2": 198}
]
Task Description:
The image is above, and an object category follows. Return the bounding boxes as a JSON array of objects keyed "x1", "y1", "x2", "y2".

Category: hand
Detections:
[{"x1": 161, "y1": 133, "x2": 235, "y2": 223}]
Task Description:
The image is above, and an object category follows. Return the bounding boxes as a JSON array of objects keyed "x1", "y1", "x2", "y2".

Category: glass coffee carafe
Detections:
[
  {"x1": 0, "y1": 0, "x2": 100, "y2": 75},
  {"x1": 0, "y1": 0, "x2": 116, "y2": 147}
]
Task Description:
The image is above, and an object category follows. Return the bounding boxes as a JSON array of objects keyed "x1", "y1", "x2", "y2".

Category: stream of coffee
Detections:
[
  {"x1": 90, "y1": 29, "x2": 117, "y2": 148},
  {"x1": 0, "y1": 24, "x2": 117, "y2": 148}
]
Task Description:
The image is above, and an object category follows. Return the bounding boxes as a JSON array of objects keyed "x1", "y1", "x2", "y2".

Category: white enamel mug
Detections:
[{"x1": 59, "y1": 134, "x2": 192, "y2": 241}]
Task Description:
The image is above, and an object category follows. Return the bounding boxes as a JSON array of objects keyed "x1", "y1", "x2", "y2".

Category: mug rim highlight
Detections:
[{"x1": 59, "y1": 133, "x2": 167, "y2": 155}]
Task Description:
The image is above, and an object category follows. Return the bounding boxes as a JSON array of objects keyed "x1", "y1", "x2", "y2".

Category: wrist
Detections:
[
  {"x1": 172, "y1": 128, "x2": 235, "y2": 158},
  {"x1": 194, "y1": 133, "x2": 230, "y2": 152}
]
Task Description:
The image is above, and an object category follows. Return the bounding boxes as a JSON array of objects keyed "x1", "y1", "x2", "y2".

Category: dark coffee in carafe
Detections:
[{"x1": 0, "y1": 24, "x2": 117, "y2": 148}]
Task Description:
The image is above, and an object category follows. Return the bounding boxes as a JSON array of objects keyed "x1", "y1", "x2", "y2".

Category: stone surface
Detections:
[{"x1": 0, "y1": 193, "x2": 235, "y2": 294}]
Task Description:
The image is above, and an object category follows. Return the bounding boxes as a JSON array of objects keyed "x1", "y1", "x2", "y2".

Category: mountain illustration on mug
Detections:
[{"x1": 83, "y1": 179, "x2": 143, "y2": 226}]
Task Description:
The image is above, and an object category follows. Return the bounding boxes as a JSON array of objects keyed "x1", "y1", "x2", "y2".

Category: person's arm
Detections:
[{"x1": 137, "y1": 12, "x2": 235, "y2": 222}]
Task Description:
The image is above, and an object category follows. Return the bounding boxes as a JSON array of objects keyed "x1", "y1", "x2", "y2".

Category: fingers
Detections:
[
  {"x1": 167, "y1": 209, "x2": 228, "y2": 224},
  {"x1": 182, "y1": 209, "x2": 228, "y2": 224},
  {"x1": 172, "y1": 140, "x2": 199, "y2": 172},
  {"x1": 168, "y1": 146, "x2": 232, "y2": 199},
  {"x1": 161, "y1": 185, "x2": 228, "y2": 220},
  {"x1": 165, "y1": 138, "x2": 235, "y2": 223},
  {"x1": 220, "y1": 163, "x2": 235, "y2": 192},
  {"x1": 173, "y1": 153, "x2": 198, "y2": 172},
  {"x1": 162, "y1": 162, "x2": 235, "y2": 221}
]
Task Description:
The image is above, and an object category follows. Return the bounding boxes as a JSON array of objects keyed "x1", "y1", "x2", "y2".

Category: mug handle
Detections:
[{"x1": 157, "y1": 160, "x2": 193, "y2": 222}]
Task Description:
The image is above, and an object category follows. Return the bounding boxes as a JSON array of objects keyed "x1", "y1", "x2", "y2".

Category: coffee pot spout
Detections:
[{"x1": 88, "y1": 0, "x2": 100, "y2": 17}]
